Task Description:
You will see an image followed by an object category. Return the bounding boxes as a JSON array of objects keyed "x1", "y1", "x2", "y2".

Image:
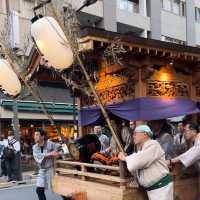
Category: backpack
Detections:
[{"x1": 3, "y1": 147, "x2": 15, "y2": 159}]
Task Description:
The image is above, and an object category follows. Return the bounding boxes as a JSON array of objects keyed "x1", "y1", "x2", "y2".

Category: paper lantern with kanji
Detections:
[
  {"x1": 0, "y1": 59, "x2": 21, "y2": 96},
  {"x1": 31, "y1": 16, "x2": 74, "y2": 70}
]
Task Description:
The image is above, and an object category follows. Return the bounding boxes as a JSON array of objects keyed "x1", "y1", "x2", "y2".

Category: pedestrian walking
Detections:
[
  {"x1": 0, "y1": 135, "x2": 7, "y2": 178},
  {"x1": 33, "y1": 128, "x2": 71, "y2": 200},
  {"x1": 4, "y1": 131, "x2": 20, "y2": 182}
]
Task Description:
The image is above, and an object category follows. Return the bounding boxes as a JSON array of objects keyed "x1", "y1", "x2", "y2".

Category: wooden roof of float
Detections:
[{"x1": 79, "y1": 27, "x2": 200, "y2": 62}]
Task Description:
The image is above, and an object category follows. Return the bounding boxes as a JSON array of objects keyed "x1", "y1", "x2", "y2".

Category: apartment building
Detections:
[
  {"x1": 0, "y1": 0, "x2": 199, "y2": 49},
  {"x1": 73, "y1": 0, "x2": 200, "y2": 46}
]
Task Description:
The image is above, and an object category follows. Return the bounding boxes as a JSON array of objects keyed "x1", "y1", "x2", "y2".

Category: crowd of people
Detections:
[
  {"x1": 91, "y1": 120, "x2": 200, "y2": 200},
  {"x1": 0, "y1": 131, "x2": 21, "y2": 182},
  {"x1": 0, "y1": 118, "x2": 199, "y2": 200},
  {"x1": 92, "y1": 120, "x2": 197, "y2": 159}
]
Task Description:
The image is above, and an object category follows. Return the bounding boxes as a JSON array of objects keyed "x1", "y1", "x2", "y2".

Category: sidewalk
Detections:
[{"x1": 0, "y1": 171, "x2": 36, "y2": 189}]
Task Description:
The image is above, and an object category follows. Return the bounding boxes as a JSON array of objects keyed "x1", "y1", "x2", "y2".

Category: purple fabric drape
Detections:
[
  {"x1": 78, "y1": 97, "x2": 200, "y2": 126},
  {"x1": 78, "y1": 106, "x2": 101, "y2": 126},
  {"x1": 107, "y1": 97, "x2": 199, "y2": 121}
]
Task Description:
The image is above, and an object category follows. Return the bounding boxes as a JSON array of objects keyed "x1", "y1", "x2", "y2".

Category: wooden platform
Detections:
[
  {"x1": 52, "y1": 160, "x2": 199, "y2": 200},
  {"x1": 52, "y1": 175, "x2": 147, "y2": 200}
]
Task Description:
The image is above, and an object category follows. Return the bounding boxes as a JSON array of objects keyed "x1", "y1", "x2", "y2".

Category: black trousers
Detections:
[
  {"x1": 1, "y1": 158, "x2": 7, "y2": 176},
  {"x1": 36, "y1": 187, "x2": 46, "y2": 200},
  {"x1": 36, "y1": 187, "x2": 72, "y2": 200},
  {"x1": 62, "y1": 196, "x2": 72, "y2": 200},
  {"x1": 5, "y1": 153, "x2": 22, "y2": 181},
  {"x1": 5, "y1": 158, "x2": 15, "y2": 181}
]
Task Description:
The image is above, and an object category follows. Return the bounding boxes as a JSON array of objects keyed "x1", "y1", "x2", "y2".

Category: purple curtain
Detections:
[
  {"x1": 78, "y1": 97, "x2": 200, "y2": 126},
  {"x1": 78, "y1": 106, "x2": 101, "y2": 126}
]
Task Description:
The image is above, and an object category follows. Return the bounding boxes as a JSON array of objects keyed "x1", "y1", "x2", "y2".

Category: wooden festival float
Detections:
[
  {"x1": 52, "y1": 27, "x2": 200, "y2": 200},
  {"x1": 3, "y1": 1, "x2": 198, "y2": 199},
  {"x1": 3, "y1": 1, "x2": 200, "y2": 199}
]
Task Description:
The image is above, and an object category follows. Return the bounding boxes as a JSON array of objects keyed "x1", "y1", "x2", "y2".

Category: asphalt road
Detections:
[{"x1": 0, "y1": 184, "x2": 63, "y2": 200}]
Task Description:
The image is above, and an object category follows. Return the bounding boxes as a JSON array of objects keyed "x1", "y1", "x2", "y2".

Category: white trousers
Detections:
[
  {"x1": 36, "y1": 169, "x2": 53, "y2": 190},
  {"x1": 147, "y1": 182, "x2": 174, "y2": 200}
]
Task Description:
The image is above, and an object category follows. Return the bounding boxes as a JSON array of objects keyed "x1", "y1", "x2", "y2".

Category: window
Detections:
[
  {"x1": 180, "y1": 1, "x2": 186, "y2": 17},
  {"x1": 195, "y1": 7, "x2": 200, "y2": 23},
  {"x1": 9, "y1": 10, "x2": 20, "y2": 49},
  {"x1": 132, "y1": 2, "x2": 139, "y2": 13},
  {"x1": 162, "y1": 0, "x2": 184, "y2": 16},
  {"x1": 117, "y1": 0, "x2": 139, "y2": 13},
  {"x1": 118, "y1": 0, "x2": 127, "y2": 10},
  {"x1": 172, "y1": 0, "x2": 180, "y2": 15},
  {"x1": 162, "y1": 0, "x2": 171, "y2": 11},
  {"x1": 127, "y1": 1, "x2": 134, "y2": 12}
]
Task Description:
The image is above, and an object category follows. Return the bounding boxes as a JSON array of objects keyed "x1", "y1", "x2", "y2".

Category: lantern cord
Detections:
[
  {"x1": 0, "y1": 43, "x2": 67, "y2": 143},
  {"x1": 48, "y1": 2, "x2": 125, "y2": 154}
]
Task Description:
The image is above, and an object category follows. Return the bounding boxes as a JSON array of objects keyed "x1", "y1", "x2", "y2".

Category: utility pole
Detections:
[{"x1": 12, "y1": 99, "x2": 22, "y2": 182}]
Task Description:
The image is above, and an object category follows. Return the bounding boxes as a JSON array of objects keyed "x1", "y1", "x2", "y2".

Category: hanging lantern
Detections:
[
  {"x1": 0, "y1": 59, "x2": 21, "y2": 96},
  {"x1": 31, "y1": 16, "x2": 74, "y2": 70}
]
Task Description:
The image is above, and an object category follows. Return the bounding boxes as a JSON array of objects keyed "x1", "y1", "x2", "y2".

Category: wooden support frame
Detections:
[
  {"x1": 53, "y1": 160, "x2": 199, "y2": 200},
  {"x1": 48, "y1": 2, "x2": 125, "y2": 154},
  {"x1": 55, "y1": 160, "x2": 130, "y2": 187}
]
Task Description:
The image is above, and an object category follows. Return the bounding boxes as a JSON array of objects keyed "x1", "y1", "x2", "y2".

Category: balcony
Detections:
[
  {"x1": 116, "y1": 0, "x2": 150, "y2": 32},
  {"x1": 161, "y1": 10, "x2": 186, "y2": 41},
  {"x1": 70, "y1": 0, "x2": 103, "y2": 18}
]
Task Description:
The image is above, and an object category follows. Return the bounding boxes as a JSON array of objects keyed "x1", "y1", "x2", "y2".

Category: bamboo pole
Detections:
[
  {"x1": 48, "y1": 2, "x2": 125, "y2": 154},
  {"x1": 0, "y1": 44, "x2": 67, "y2": 143}
]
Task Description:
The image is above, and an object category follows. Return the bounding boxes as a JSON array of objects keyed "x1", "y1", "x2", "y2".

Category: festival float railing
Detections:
[
  {"x1": 52, "y1": 159, "x2": 147, "y2": 200},
  {"x1": 52, "y1": 160, "x2": 199, "y2": 200}
]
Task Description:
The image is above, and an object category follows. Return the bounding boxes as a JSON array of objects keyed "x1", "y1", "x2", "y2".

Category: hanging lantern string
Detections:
[
  {"x1": 0, "y1": 43, "x2": 68, "y2": 143},
  {"x1": 47, "y1": 1, "x2": 125, "y2": 154}
]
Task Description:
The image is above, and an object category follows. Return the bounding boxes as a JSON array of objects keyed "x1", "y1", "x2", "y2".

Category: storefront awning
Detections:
[
  {"x1": 1, "y1": 100, "x2": 77, "y2": 114},
  {"x1": 78, "y1": 97, "x2": 200, "y2": 126}
]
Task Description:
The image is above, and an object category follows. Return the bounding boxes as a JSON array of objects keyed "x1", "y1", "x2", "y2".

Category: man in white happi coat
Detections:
[
  {"x1": 33, "y1": 128, "x2": 71, "y2": 200},
  {"x1": 167, "y1": 123, "x2": 200, "y2": 199},
  {"x1": 118, "y1": 125, "x2": 173, "y2": 200}
]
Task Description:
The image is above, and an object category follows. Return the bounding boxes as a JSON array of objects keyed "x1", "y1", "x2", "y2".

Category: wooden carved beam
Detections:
[
  {"x1": 79, "y1": 35, "x2": 200, "y2": 62},
  {"x1": 192, "y1": 63, "x2": 200, "y2": 85}
]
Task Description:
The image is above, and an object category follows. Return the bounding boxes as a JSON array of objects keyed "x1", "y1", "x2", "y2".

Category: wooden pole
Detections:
[
  {"x1": 48, "y1": 2, "x2": 125, "y2": 154},
  {"x1": 0, "y1": 43, "x2": 67, "y2": 143}
]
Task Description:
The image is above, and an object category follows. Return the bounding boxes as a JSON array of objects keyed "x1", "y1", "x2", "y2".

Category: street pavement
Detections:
[{"x1": 0, "y1": 184, "x2": 62, "y2": 200}]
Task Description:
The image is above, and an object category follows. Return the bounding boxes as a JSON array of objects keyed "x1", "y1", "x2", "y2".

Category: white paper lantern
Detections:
[
  {"x1": 0, "y1": 59, "x2": 21, "y2": 96},
  {"x1": 31, "y1": 17, "x2": 74, "y2": 70}
]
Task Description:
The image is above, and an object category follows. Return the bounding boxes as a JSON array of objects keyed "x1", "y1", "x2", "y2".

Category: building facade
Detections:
[
  {"x1": 0, "y1": 0, "x2": 199, "y2": 142},
  {"x1": 0, "y1": 0, "x2": 77, "y2": 144},
  {"x1": 73, "y1": 0, "x2": 200, "y2": 46},
  {"x1": 0, "y1": 0, "x2": 199, "y2": 54}
]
